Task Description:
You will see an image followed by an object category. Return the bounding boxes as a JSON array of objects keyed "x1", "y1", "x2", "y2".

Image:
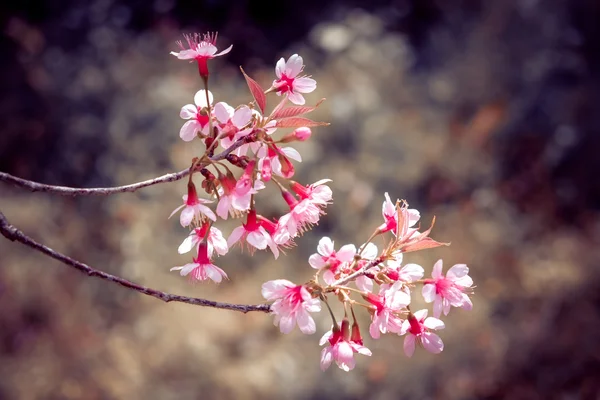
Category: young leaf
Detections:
[
  {"x1": 275, "y1": 117, "x2": 329, "y2": 128},
  {"x1": 240, "y1": 67, "x2": 266, "y2": 114}
]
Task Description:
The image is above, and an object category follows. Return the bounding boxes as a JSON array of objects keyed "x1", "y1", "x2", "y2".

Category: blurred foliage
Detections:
[{"x1": 1, "y1": 0, "x2": 599, "y2": 399}]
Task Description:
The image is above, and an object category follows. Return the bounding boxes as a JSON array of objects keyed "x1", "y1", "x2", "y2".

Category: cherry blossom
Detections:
[
  {"x1": 171, "y1": 242, "x2": 228, "y2": 283},
  {"x1": 171, "y1": 32, "x2": 232, "y2": 78},
  {"x1": 378, "y1": 192, "x2": 420, "y2": 234},
  {"x1": 308, "y1": 237, "x2": 356, "y2": 283},
  {"x1": 262, "y1": 280, "x2": 321, "y2": 334},
  {"x1": 365, "y1": 282, "x2": 411, "y2": 339},
  {"x1": 320, "y1": 319, "x2": 372, "y2": 371},
  {"x1": 169, "y1": 183, "x2": 216, "y2": 227},
  {"x1": 178, "y1": 221, "x2": 228, "y2": 257},
  {"x1": 179, "y1": 90, "x2": 214, "y2": 142},
  {"x1": 257, "y1": 144, "x2": 302, "y2": 180},
  {"x1": 422, "y1": 260, "x2": 473, "y2": 318},
  {"x1": 272, "y1": 54, "x2": 317, "y2": 105},
  {"x1": 216, "y1": 172, "x2": 264, "y2": 220},
  {"x1": 213, "y1": 102, "x2": 253, "y2": 149},
  {"x1": 399, "y1": 309, "x2": 445, "y2": 357},
  {"x1": 273, "y1": 190, "x2": 326, "y2": 245},
  {"x1": 384, "y1": 256, "x2": 424, "y2": 284},
  {"x1": 227, "y1": 209, "x2": 280, "y2": 258}
]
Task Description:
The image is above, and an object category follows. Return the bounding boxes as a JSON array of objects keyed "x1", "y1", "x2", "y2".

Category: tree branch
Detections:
[
  {"x1": 0, "y1": 138, "x2": 247, "y2": 196},
  {"x1": 0, "y1": 211, "x2": 271, "y2": 314}
]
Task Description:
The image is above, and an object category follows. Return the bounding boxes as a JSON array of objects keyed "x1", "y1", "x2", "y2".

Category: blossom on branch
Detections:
[
  {"x1": 169, "y1": 182, "x2": 216, "y2": 227},
  {"x1": 272, "y1": 54, "x2": 317, "y2": 105},
  {"x1": 171, "y1": 242, "x2": 228, "y2": 283},
  {"x1": 171, "y1": 32, "x2": 232, "y2": 79},
  {"x1": 262, "y1": 280, "x2": 321, "y2": 334},
  {"x1": 320, "y1": 319, "x2": 372, "y2": 372},
  {"x1": 422, "y1": 259, "x2": 473, "y2": 318},
  {"x1": 179, "y1": 90, "x2": 214, "y2": 142},
  {"x1": 399, "y1": 309, "x2": 445, "y2": 357}
]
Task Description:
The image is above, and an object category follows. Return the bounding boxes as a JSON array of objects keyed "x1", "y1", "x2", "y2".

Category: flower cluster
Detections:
[
  {"x1": 263, "y1": 194, "x2": 474, "y2": 371},
  {"x1": 169, "y1": 32, "x2": 474, "y2": 372},
  {"x1": 169, "y1": 33, "x2": 324, "y2": 283}
]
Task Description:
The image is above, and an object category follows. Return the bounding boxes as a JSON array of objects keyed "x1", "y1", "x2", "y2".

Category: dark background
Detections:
[{"x1": 1, "y1": 0, "x2": 599, "y2": 399}]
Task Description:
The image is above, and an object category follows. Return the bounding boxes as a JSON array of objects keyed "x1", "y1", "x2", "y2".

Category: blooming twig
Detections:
[{"x1": 0, "y1": 211, "x2": 271, "y2": 314}]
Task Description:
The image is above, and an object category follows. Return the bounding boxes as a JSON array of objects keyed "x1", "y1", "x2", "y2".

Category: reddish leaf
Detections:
[
  {"x1": 270, "y1": 96, "x2": 288, "y2": 119},
  {"x1": 240, "y1": 67, "x2": 266, "y2": 114},
  {"x1": 275, "y1": 117, "x2": 330, "y2": 128},
  {"x1": 402, "y1": 238, "x2": 450, "y2": 253},
  {"x1": 271, "y1": 98, "x2": 326, "y2": 120}
]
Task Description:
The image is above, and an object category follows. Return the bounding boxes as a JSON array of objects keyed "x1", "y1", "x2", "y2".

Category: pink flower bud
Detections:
[{"x1": 293, "y1": 127, "x2": 312, "y2": 141}]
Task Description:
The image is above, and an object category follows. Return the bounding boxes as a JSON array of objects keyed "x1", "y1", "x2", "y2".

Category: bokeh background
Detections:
[{"x1": 1, "y1": 0, "x2": 600, "y2": 399}]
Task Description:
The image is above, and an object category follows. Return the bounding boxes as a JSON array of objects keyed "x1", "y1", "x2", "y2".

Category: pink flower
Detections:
[
  {"x1": 399, "y1": 309, "x2": 445, "y2": 357},
  {"x1": 273, "y1": 197, "x2": 323, "y2": 245},
  {"x1": 178, "y1": 221, "x2": 228, "y2": 257},
  {"x1": 216, "y1": 172, "x2": 264, "y2": 220},
  {"x1": 262, "y1": 280, "x2": 321, "y2": 334},
  {"x1": 384, "y1": 256, "x2": 424, "y2": 284},
  {"x1": 227, "y1": 209, "x2": 280, "y2": 258},
  {"x1": 272, "y1": 54, "x2": 317, "y2": 105},
  {"x1": 257, "y1": 144, "x2": 302, "y2": 179},
  {"x1": 170, "y1": 242, "x2": 228, "y2": 283},
  {"x1": 379, "y1": 192, "x2": 420, "y2": 234},
  {"x1": 170, "y1": 32, "x2": 232, "y2": 78},
  {"x1": 364, "y1": 282, "x2": 411, "y2": 339},
  {"x1": 422, "y1": 260, "x2": 473, "y2": 318},
  {"x1": 308, "y1": 237, "x2": 356, "y2": 281},
  {"x1": 290, "y1": 179, "x2": 333, "y2": 206},
  {"x1": 169, "y1": 183, "x2": 216, "y2": 227},
  {"x1": 320, "y1": 319, "x2": 372, "y2": 371},
  {"x1": 213, "y1": 102, "x2": 253, "y2": 149},
  {"x1": 179, "y1": 89, "x2": 214, "y2": 142}
]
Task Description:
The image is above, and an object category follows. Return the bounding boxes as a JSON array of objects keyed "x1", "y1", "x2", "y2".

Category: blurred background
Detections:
[{"x1": 1, "y1": 0, "x2": 600, "y2": 399}]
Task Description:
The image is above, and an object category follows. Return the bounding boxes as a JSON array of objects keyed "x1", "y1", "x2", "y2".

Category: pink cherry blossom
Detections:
[
  {"x1": 179, "y1": 90, "x2": 214, "y2": 142},
  {"x1": 178, "y1": 221, "x2": 228, "y2": 257},
  {"x1": 169, "y1": 183, "x2": 216, "y2": 227},
  {"x1": 378, "y1": 192, "x2": 420, "y2": 234},
  {"x1": 365, "y1": 282, "x2": 411, "y2": 339},
  {"x1": 257, "y1": 144, "x2": 302, "y2": 180},
  {"x1": 272, "y1": 54, "x2": 317, "y2": 105},
  {"x1": 422, "y1": 260, "x2": 473, "y2": 318},
  {"x1": 216, "y1": 173, "x2": 264, "y2": 220},
  {"x1": 308, "y1": 237, "x2": 356, "y2": 280},
  {"x1": 170, "y1": 32, "x2": 232, "y2": 78},
  {"x1": 399, "y1": 309, "x2": 445, "y2": 357},
  {"x1": 227, "y1": 209, "x2": 280, "y2": 258},
  {"x1": 384, "y1": 256, "x2": 424, "y2": 284},
  {"x1": 262, "y1": 280, "x2": 321, "y2": 334},
  {"x1": 170, "y1": 242, "x2": 228, "y2": 283},
  {"x1": 273, "y1": 191, "x2": 325, "y2": 245},
  {"x1": 320, "y1": 319, "x2": 372, "y2": 371},
  {"x1": 213, "y1": 102, "x2": 253, "y2": 149}
]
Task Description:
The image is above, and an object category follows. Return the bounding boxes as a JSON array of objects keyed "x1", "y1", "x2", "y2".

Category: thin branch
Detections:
[
  {"x1": 0, "y1": 211, "x2": 271, "y2": 314},
  {"x1": 0, "y1": 137, "x2": 247, "y2": 196}
]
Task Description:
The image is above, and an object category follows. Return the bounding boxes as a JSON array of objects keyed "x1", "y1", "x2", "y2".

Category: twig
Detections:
[
  {"x1": 0, "y1": 211, "x2": 271, "y2": 314},
  {"x1": 0, "y1": 138, "x2": 247, "y2": 196}
]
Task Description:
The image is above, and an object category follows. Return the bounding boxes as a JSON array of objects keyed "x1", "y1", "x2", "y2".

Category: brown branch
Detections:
[
  {"x1": 0, "y1": 138, "x2": 247, "y2": 196},
  {"x1": 0, "y1": 211, "x2": 271, "y2": 314}
]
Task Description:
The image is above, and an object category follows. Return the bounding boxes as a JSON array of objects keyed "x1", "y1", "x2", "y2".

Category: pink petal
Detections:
[
  {"x1": 180, "y1": 104, "x2": 197, "y2": 119},
  {"x1": 261, "y1": 279, "x2": 294, "y2": 300},
  {"x1": 179, "y1": 206, "x2": 195, "y2": 227},
  {"x1": 214, "y1": 101, "x2": 234, "y2": 124},
  {"x1": 337, "y1": 244, "x2": 357, "y2": 262},
  {"x1": 317, "y1": 236, "x2": 334, "y2": 256},
  {"x1": 308, "y1": 253, "x2": 326, "y2": 269},
  {"x1": 247, "y1": 230, "x2": 268, "y2": 250},
  {"x1": 293, "y1": 77, "x2": 317, "y2": 93},
  {"x1": 404, "y1": 334, "x2": 416, "y2": 357},
  {"x1": 179, "y1": 120, "x2": 199, "y2": 142},
  {"x1": 232, "y1": 105, "x2": 252, "y2": 128},
  {"x1": 278, "y1": 315, "x2": 295, "y2": 334},
  {"x1": 178, "y1": 235, "x2": 198, "y2": 254},
  {"x1": 421, "y1": 332, "x2": 444, "y2": 354},
  {"x1": 320, "y1": 347, "x2": 333, "y2": 371},
  {"x1": 423, "y1": 317, "x2": 445, "y2": 331},
  {"x1": 431, "y1": 259, "x2": 444, "y2": 279},
  {"x1": 296, "y1": 311, "x2": 316, "y2": 334},
  {"x1": 433, "y1": 296, "x2": 444, "y2": 318},
  {"x1": 400, "y1": 263, "x2": 424, "y2": 282},
  {"x1": 169, "y1": 204, "x2": 185, "y2": 220},
  {"x1": 280, "y1": 146, "x2": 302, "y2": 162},
  {"x1": 447, "y1": 263, "x2": 469, "y2": 280},
  {"x1": 422, "y1": 284, "x2": 436, "y2": 303},
  {"x1": 194, "y1": 89, "x2": 213, "y2": 108},
  {"x1": 214, "y1": 44, "x2": 233, "y2": 57},
  {"x1": 413, "y1": 309, "x2": 428, "y2": 321},
  {"x1": 275, "y1": 57, "x2": 285, "y2": 79},
  {"x1": 287, "y1": 91, "x2": 305, "y2": 105},
  {"x1": 285, "y1": 54, "x2": 304, "y2": 78},
  {"x1": 227, "y1": 226, "x2": 246, "y2": 247}
]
